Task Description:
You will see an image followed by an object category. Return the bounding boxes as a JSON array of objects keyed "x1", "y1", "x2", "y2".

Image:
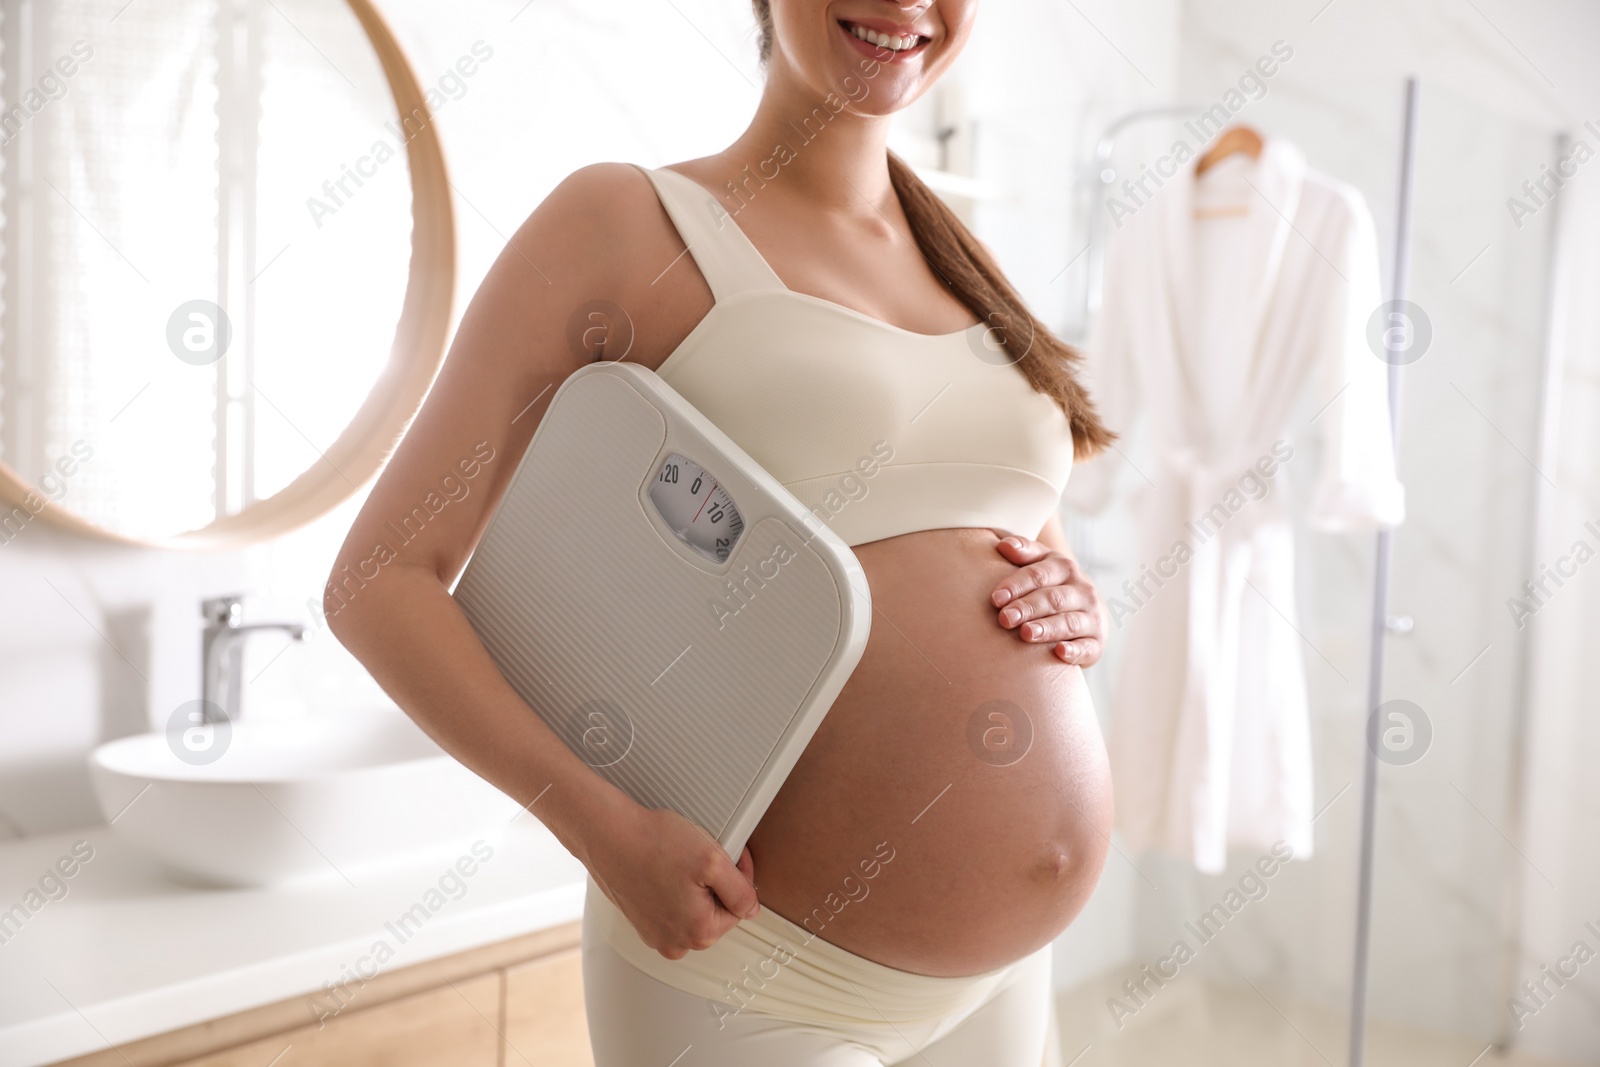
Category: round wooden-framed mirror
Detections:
[{"x1": 0, "y1": 0, "x2": 454, "y2": 548}]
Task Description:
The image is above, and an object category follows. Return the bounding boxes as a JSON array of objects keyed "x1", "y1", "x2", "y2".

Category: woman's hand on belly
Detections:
[
  {"x1": 586, "y1": 801, "x2": 761, "y2": 960},
  {"x1": 988, "y1": 529, "x2": 1108, "y2": 667}
]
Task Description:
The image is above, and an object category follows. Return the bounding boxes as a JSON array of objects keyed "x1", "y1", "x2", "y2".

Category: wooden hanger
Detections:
[
  {"x1": 1194, "y1": 124, "x2": 1264, "y2": 176},
  {"x1": 1193, "y1": 124, "x2": 1264, "y2": 217}
]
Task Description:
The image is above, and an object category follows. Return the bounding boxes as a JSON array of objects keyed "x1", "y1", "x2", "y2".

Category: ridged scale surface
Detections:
[{"x1": 455, "y1": 370, "x2": 847, "y2": 844}]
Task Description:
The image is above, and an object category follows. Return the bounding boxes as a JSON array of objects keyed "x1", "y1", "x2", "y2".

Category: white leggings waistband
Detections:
[{"x1": 582, "y1": 875, "x2": 1023, "y2": 1029}]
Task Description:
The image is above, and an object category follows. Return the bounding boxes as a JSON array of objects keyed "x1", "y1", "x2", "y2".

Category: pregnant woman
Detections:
[{"x1": 327, "y1": 1, "x2": 1114, "y2": 1062}]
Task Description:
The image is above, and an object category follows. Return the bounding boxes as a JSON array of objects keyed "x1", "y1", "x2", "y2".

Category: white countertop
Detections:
[{"x1": 0, "y1": 821, "x2": 587, "y2": 1067}]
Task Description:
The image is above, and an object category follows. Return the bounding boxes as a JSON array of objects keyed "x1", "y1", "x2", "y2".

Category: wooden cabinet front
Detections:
[
  {"x1": 503, "y1": 949, "x2": 595, "y2": 1067},
  {"x1": 49, "y1": 922, "x2": 590, "y2": 1067},
  {"x1": 172, "y1": 973, "x2": 503, "y2": 1067}
]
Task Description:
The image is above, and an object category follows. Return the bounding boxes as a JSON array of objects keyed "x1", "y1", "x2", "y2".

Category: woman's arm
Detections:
[
  {"x1": 325, "y1": 164, "x2": 759, "y2": 956},
  {"x1": 326, "y1": 166, "x2": 613, "y2": 861}
]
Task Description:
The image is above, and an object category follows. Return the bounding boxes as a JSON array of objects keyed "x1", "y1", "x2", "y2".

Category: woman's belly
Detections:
[{"x1": 745, "y1": 526, "x2": 1113, "y2": 977}]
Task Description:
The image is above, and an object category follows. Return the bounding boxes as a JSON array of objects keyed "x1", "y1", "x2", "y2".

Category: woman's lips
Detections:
[{"x1": 837, "y1": 20, "x2": 931, "y2": 63}]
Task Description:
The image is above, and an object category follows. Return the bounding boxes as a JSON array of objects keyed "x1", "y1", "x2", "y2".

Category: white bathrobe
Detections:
[{"x1": 1066, "y1": 138, "x2": 1404, "y2": 873}]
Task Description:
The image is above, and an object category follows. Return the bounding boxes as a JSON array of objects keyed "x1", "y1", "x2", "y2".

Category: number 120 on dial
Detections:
[{"x1": 648, "y1": 452, "x2": 746, "y2": 563}]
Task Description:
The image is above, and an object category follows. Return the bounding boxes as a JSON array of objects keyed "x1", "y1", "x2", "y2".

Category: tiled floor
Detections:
[{"x1": 1054, "y1": 975, "x2": 1582, "y2": 1067}]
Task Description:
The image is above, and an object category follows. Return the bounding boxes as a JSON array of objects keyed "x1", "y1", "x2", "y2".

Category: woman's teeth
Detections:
[{"x1": 846, "y1": 23, "x2": 926, "y2": 52}]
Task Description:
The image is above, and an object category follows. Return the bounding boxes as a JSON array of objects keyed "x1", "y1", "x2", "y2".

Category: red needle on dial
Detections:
[{"x1": 691, "y1": 481, "x2": 719, "y2": 523}]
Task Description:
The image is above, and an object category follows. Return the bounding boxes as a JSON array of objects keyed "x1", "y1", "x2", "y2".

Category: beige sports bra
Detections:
[{"x1": 633, "y1": 164, "x2": 1075, "y2": 547}]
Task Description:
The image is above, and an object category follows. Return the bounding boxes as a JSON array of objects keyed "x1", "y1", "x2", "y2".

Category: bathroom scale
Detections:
[{"x1": 453, "y1": 361, "x2": 871, "y2": 858}]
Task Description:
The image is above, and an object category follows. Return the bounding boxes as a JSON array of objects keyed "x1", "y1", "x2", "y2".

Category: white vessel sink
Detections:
[{"x1": 89, "y1": 710, "x2": 522, "y2": 887}]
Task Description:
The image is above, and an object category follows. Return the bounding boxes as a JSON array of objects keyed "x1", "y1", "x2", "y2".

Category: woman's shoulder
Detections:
[
  {"x1": 539, "y1": 160, "x2": 675, "y2": 236},
  {"x1": 498, "y1": 161, "x2": 711, "y2": 368},
  {"x1": 546, "y1": 160, "x2": 651, "y2": 210},
  {"x1": 489, "y1": 160, "x2": 692, "y2": 303}
]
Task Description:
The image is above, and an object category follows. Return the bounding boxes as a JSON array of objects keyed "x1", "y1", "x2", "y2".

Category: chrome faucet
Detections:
[{"x1": 200, "y1": 595, "x2": 308, "y2": 724}]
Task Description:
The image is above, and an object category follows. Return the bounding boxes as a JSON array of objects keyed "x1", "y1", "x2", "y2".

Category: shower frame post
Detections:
[{"x1": 1346, "y1": 76, "x2": 1421, "y2": 1067}]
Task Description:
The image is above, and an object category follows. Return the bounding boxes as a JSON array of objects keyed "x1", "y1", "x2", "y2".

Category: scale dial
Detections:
[{"x1": 649, "y1": 452, "x2": 745, "y2": 563}]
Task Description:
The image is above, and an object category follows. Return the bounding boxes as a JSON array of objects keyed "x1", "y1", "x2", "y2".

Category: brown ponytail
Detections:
[{"x1": 748, "y1": 0, "x2": 1114, "y2": 458}]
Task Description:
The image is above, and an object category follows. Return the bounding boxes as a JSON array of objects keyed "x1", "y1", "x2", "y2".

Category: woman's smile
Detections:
[{"x1": 836, "y1": 16, "x2": 934, "y2": 62}]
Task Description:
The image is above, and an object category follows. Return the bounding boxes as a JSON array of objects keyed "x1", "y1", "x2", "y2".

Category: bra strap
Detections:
[{"x1": 632, "y1": 164, "x2": 788, "y2": 303}]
